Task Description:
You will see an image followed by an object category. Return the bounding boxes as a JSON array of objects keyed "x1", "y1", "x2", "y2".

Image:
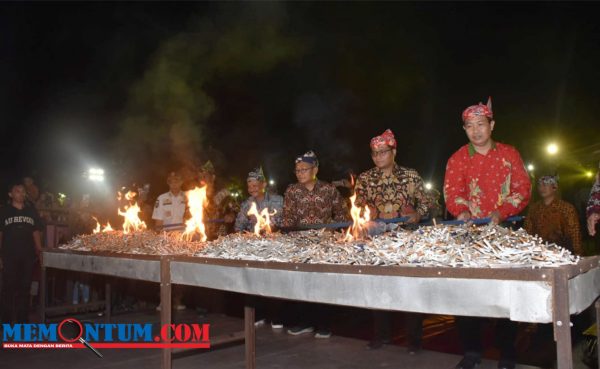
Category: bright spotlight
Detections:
[
  {"x1": 546, "y1": 143, "x2": 559, "y2": 156},
  {"x1": 424, "y1": 182, "x2": 433, "y2": 190},
  {"x1": 268, "y1": 179, "x2": 275, "y2": 186},
  {"x1": 88, "y1": 168, "x2": 105, "y2": 182},
  {"x1": 527, "y1": 164, "x2": 535, "y2": 171},
  {"x1": 585, "y1": 171, "x2": 594, "y2": 178}
]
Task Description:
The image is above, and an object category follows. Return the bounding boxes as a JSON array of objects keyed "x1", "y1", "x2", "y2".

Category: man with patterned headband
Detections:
[
  {"x1": 355, "y1": 129, "x2": 430, "y2": 223},
  {"x1": 587, "y1": 164, "x2": 600, "y2": 237},
  {"x1": 525, "y1": 175, "x2": 582, "y2": 255},
  {"x1": 444, "y1": 97, "x2": 531, "y2": 225},
  {"x1": 445, "y1": 98, "x2": 530, "y2": 369},
  {"x1": 282, "y1": 150, "x2": 348, "y2": 339},
  {"x1": 282, "y1": 151, "x2": 348, "y2": 228},
  {"x1": 354, "y1": 129, "x2": 429, "y2": 353},
  {"x1": 235, "y1": 166, "x2": 283, "y2": 232}
]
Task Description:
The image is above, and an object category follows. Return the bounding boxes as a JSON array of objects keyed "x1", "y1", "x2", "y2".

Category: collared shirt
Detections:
[
  {"x1": 587, "y1": 175, "x2": 600, "y2": 217},
  {"x1": 234, "y1": 193, "x2": 284, "y2": 232},
  {"x1": 354, "y1": 164, "x2": 430, "y2": 219},
  {"x1": 282, "y1": 180, "x2": 348, "y2": 227},
  {"x1": 444, "y1": 142, "x2": 531, "y2": 219},
  {"x1": 525, "y1": 198, "x2": 582, "y2": 255},
  {"x1": 152, "y1": 191, "x2": 186, "y2": 226}
]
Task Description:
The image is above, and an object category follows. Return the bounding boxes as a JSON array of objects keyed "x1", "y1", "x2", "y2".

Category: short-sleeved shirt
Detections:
[
  {"x1": 152, "y1": 191, "x2": 187, "y2": 226},
  {"x1": 0, "y1": 204, "x2": 44, "y2": 257}
]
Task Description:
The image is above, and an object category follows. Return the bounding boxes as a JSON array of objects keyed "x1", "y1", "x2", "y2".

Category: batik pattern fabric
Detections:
[
  {"x1": 354, "y1": 165, "x2": 430, "y2": 219},
  {"x1": 524, "y1": 199, "x2": 583, "y2": 255},
  {"x1": 370, "y1": 129, "x2": 397, "y2": 149},
  {"x1": 282, "y1": 180, "x2": 348, "y2": 227},
  {"x1": 587, "y1": 174, "x2": 600, "y2": 217},
  {"x1": 444, "y1": 142, "x2": 531, "y2": 220},
  {"x1": 205, "y1": 188, "x2": 240, "y2": 239}
]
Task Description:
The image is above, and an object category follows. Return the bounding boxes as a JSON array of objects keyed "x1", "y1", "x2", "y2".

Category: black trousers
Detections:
[
  {"x1": 373, "y1": 311, "x2": 423, "y2": 346},
  {"x1": 456, "y1": 317, "x2": 518, "y2": 360},
  {"x1": 1, "y1": 252, "x2": 34, "y2": 323}
]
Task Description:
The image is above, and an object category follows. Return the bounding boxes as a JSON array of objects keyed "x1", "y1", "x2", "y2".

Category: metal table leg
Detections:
[
  {"x1": 553, "y1": 268, "x2": 573, "y2": 369},
  {"x1": 161, "y1": 257, "x2": 172, "y2": 369},
  {"x1": 245, "y1": 301, "x2": 256, "y2": 369}
]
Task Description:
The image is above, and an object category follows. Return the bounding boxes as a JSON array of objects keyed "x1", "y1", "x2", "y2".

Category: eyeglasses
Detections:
[
  {"x1": 371, "y1": 148, "x2": 393, "y2": 157},
  {"x1": 294, "y1": 166, "x2": 315, "y2": 174}
]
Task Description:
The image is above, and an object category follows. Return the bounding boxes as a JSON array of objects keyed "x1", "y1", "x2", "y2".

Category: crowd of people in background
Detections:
[{"x1": 1, "y1": 97, "x2": 600, "y2": 369}]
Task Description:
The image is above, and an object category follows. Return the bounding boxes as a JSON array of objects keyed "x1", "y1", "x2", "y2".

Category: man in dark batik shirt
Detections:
[
  {"x1": 282, "y1": 151, "x2": 348, "y2": 228},
  {"x1": 198, "y1": 161, "x2": 240, "y2": 239},
  {"x1": 525, "y1": 175, "x2": 582, "y2": 255},
  {"x1": 355, "y1": 129, "x2": 428, "y2": 353},
  {"x1": 283, "y1": 151, "x2": 348, "y2": 339},
  {"x1": 355, "y1": 129, "x2": 430, "y2": 223}
]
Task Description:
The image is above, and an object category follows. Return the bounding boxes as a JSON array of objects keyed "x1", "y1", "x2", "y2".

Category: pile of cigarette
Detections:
[{"x1": 60, "y1": 224, "x2": 579, "y2": 268}]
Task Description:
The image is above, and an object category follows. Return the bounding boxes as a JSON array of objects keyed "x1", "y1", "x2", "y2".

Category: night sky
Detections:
[{"x1": 1, "y1": 2, "x2": 599, "y2": 203}]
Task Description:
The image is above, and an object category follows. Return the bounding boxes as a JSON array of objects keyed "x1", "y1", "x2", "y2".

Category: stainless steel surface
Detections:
[{"x1": 43, "y1": 251, "x2": 161, "y2": 282}]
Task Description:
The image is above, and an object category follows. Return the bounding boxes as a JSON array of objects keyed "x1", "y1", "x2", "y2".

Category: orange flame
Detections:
[
  {"x1": 117, "y1": 191, "x2": 146, "y2": 234},
  {"x1": 93, "y1": 217, "x2": 115, "y2": 233},
  {"x1": 118, "y1": 203, "x2": 147, "y2": 234},
  {"x1": 182, "y1": 186, "x2": 208, "y2": 242},
  {"x1": 247, "y1": 202, "x2": 275, "y2": 236},
  {"x1": 344, "y1": 193, "x2": 371, "y2": 241}
]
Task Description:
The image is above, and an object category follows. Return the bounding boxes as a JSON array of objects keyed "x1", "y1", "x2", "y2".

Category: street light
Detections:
[
  {"x1": 424, "y1": 182, "x2": 433, "y2": 191},
  {"x1": 268, "y1": 179, "x2": 275, "y2": 186},
  {"x1": 546, "y1": 143, "x2": 559, "y2": 156},
  {"x1": 585, "y1": 171, "x2": 594, "y2": 178},
  {"x1": 527, "y1": 164, "x2": 535, "y2": 172},
  {"x1": 88, "y1": 168, "x2": 105, "y2": 182}
]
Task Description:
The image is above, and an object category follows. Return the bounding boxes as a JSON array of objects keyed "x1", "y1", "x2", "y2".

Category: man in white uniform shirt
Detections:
[
  {"x1": 153, "y1": 171, "x2": 187, "y2": 311},
  {"x1": 153, "y1": 172, "x2": 186, "y2": 229}
]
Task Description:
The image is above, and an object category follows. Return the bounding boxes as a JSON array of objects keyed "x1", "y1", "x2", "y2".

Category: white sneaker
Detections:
[
  {"x1": 271, "y1": 322, "x2": 284, "y2": 329},
  {"x1": 156, "y1": 304, "x2": 162, "y2": 312},
  {"x1": 254, "y1": 319, "x2": 266, "y2": 327},
  {"x1": 175, "y1": 304, "x2": 186, "y2": 311}
]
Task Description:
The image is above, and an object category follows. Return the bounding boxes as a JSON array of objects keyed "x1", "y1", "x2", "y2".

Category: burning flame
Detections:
[
  {"x1": 118, "y1": 203, "x2": 147, "y2": 234},
  {"x1": 344, "y1": 193, "x2": 371, "y2": 241},
  {"x1": 247, "y1": 202, "x2": 275, "y2": 236},
  {"x1": 182, "y1": 186, "x2": 208, "y2": 242},
  {"x1": 117, "y1": 191, "x2": 147, "y2": 234},
  {"x1": 93, "y1": 217, "x2": 115, "y2": 234}
]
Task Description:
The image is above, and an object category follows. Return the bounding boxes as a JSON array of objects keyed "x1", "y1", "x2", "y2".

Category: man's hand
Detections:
[
  {"x1": 457, "y1": 211, "x2": 471, "y2": 221},
  {"x1": 489, "y1": 211, "x2": 502, "y2": 225},
  {"x1": 400, "y1": 205, "x2": 420, "y2": 224},
  {"x1": 588, "y1": 213, "x2": 600, "y2": 236}
]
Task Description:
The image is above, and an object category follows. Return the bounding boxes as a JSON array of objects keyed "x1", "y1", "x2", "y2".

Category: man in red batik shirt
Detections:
[
  {"x1": 444, "y1": 98, "x2": 531, "y2": 224},
  {"x1": 444, "y1": 98, "x2": 531, "y2": 369}
]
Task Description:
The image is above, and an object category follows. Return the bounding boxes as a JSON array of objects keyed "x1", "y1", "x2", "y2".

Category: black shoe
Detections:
[
  {"x1": 366, "y1": 338, "x2": 391, "y2": 350},
  {"x1": 455, "y1": 355, "x2": 482, "y2": 369},
  {"x1": 497, "y1": 359, "x2": 516, "y2": 369},
  {"x1": 407, "y1": 344, "x2": 420, "y2": 355}
]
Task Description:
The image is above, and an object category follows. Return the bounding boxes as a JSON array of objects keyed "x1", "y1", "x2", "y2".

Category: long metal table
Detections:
[
  {"x1": 170, "y1": 255, "x2": 600, "y2": 369},
  {"x1": 42, "y1": 249, "x2": 600, "y2": 369}
]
